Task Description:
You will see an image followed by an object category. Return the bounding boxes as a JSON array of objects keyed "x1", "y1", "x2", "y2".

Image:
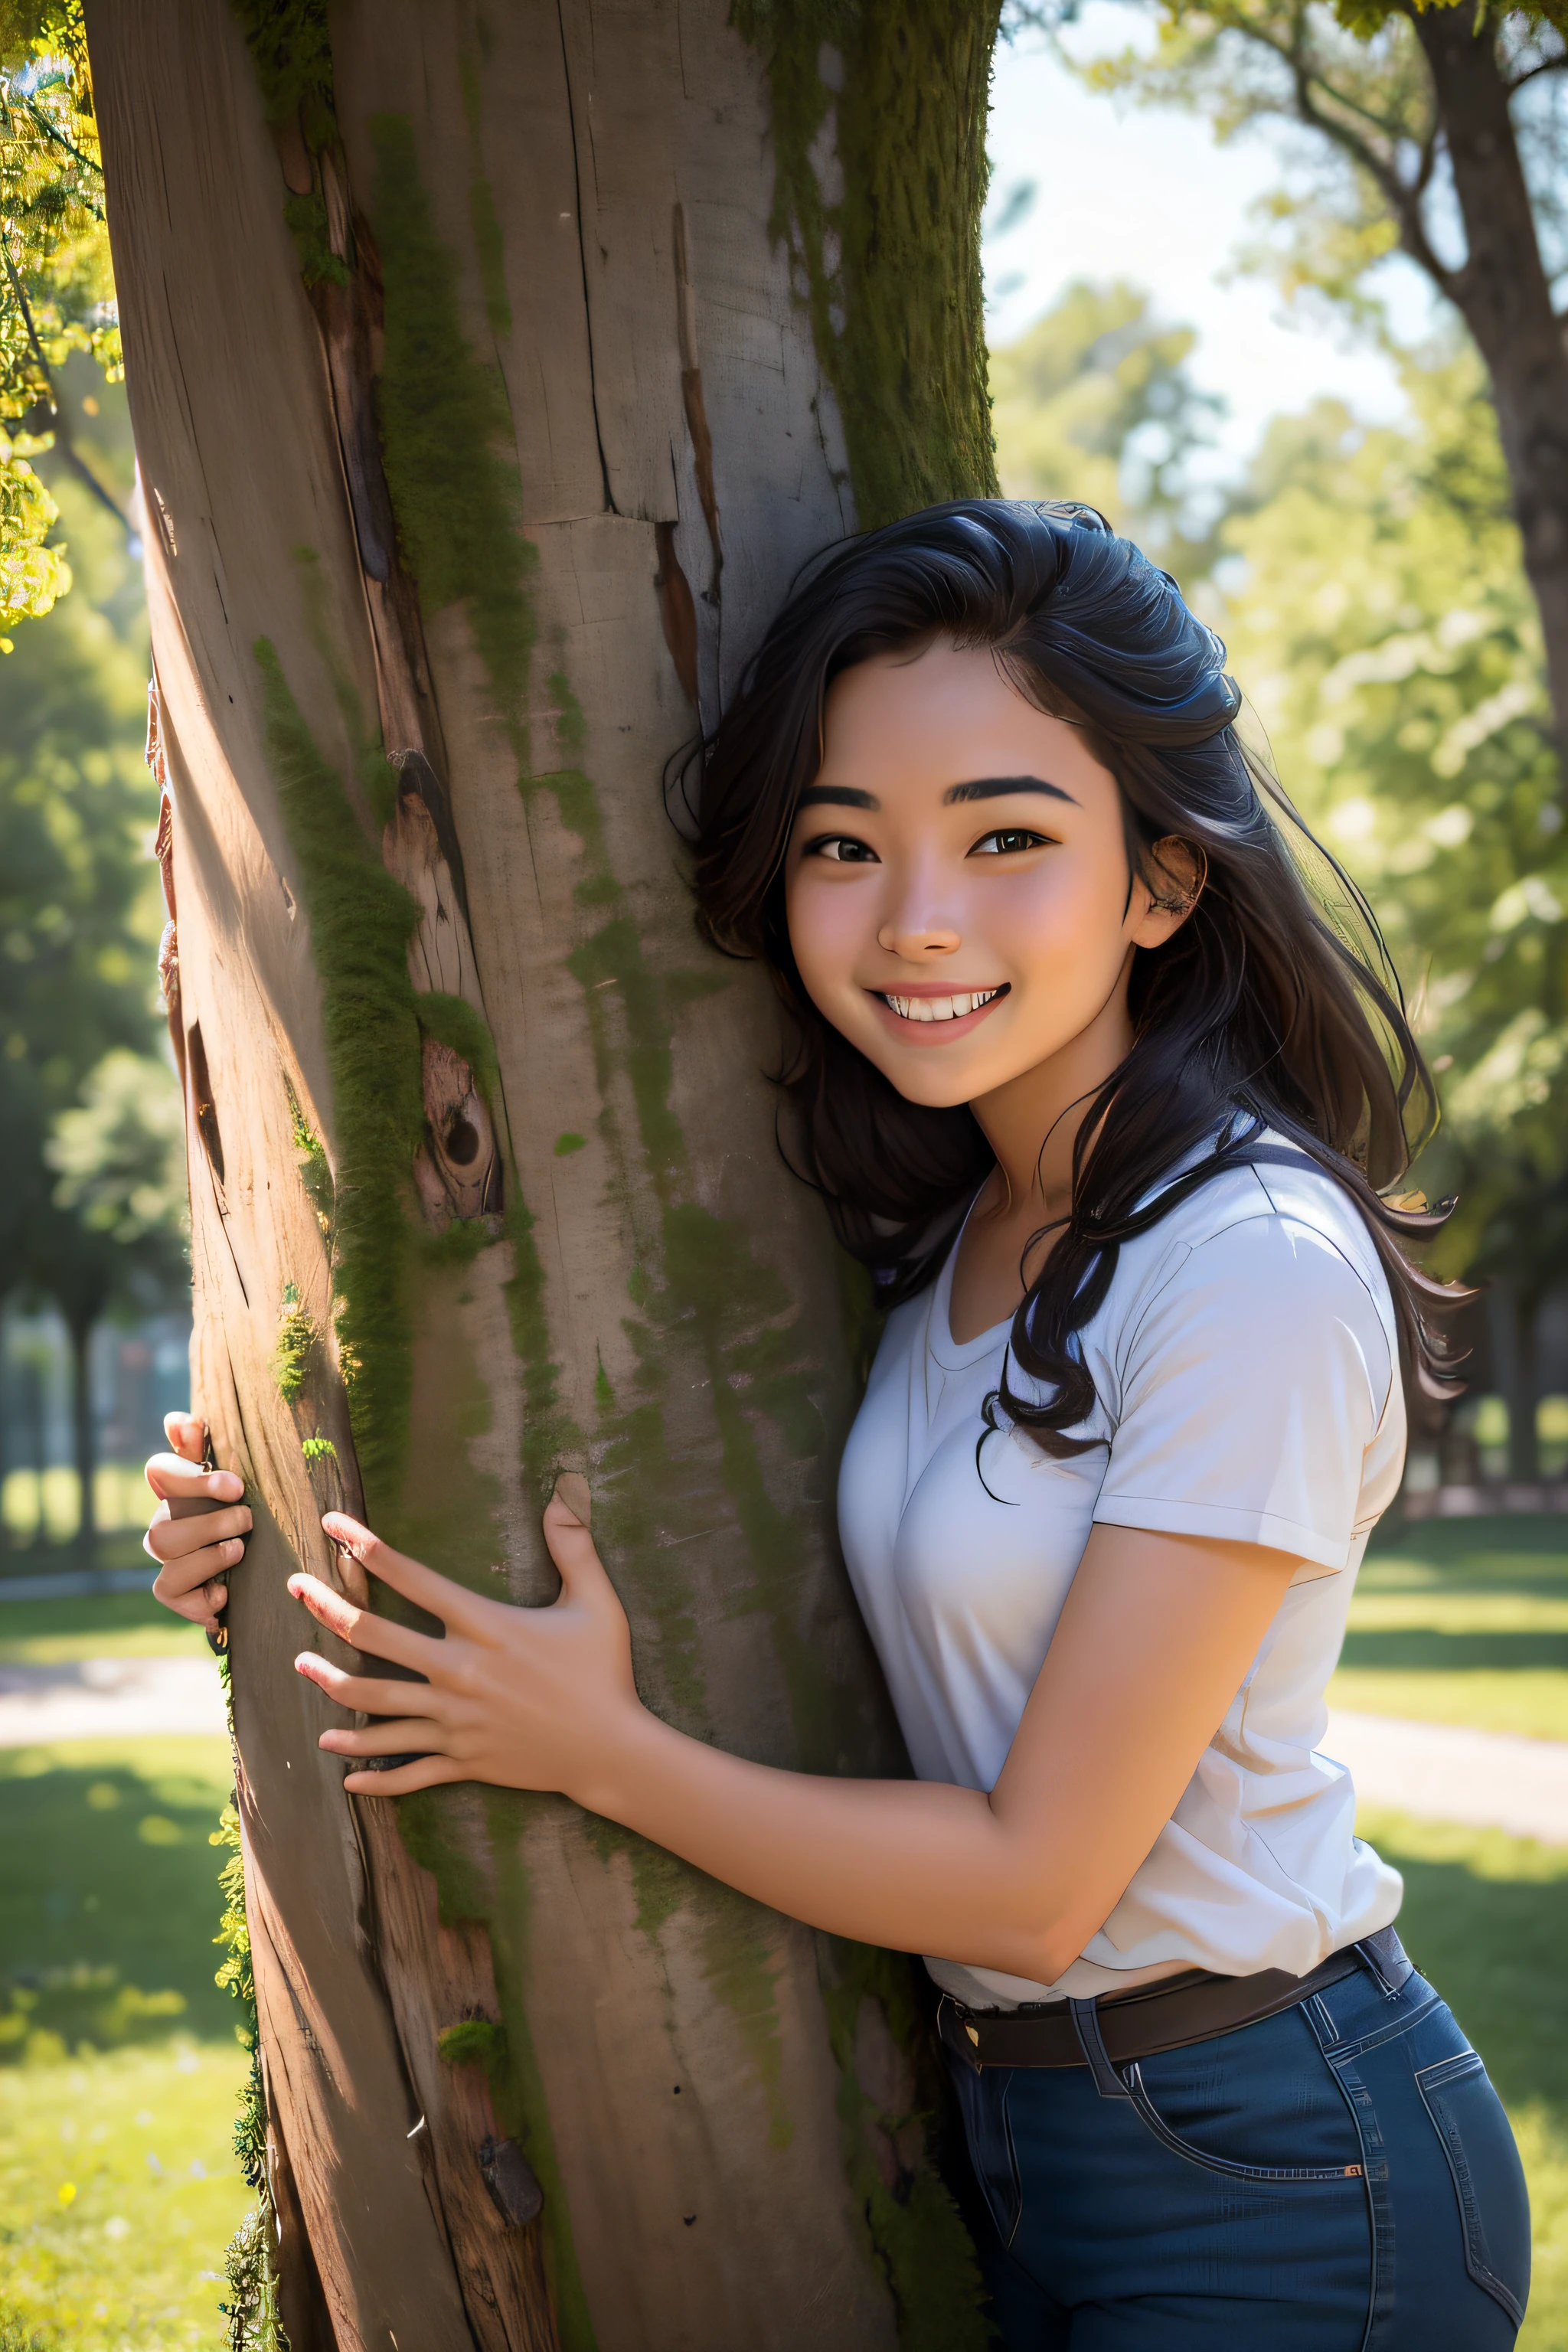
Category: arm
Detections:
[{"x1": 293, "y1": 1493, "x2": 1296, "y2": 1984}]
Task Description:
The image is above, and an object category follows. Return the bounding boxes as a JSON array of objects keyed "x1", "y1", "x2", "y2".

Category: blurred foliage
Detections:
[
  {"x1": 45, "y1": 1044, "x2": 185, "y2": 1283},
  {"x1": 1011, "y1": 1, "x2": 1566, "y2": 338},
  {"x1": 992, "y1": 286, "x2": 1566, "y2": 1313},
  {"x1": 1212, "y1": 342, "x2": 1566, "y2": 1295},
  {"x1": 989, "y1": 279, "x2": 1223, "y2": 571},
  {"x1": 0, "y1": 364, "x2": 183, "y2": 1417},
  {"x1": 0, "y1": 1, "x2": 123, "y2": 640}
]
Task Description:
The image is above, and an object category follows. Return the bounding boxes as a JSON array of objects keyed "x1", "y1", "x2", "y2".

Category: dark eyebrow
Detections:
[
  {"x1": 796, "y1": 783, "x2": 880, "y2": 811},
  {"x1": 943, "y1": 774, "x2": 1079, "y2": 807}
]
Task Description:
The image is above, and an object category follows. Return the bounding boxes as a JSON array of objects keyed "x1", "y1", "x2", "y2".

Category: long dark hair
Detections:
[{"x1": 691, "y1": 499, "x2": 1459, "y2": 1453}]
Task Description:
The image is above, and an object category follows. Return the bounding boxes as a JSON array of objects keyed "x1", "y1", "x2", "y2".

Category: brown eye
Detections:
[
  {"x1": 971, "y1": 828, "x2": 1047, "y2": 857},
  {"x1": 808, "y1": 835, "x2": 879, "y2": 864}
]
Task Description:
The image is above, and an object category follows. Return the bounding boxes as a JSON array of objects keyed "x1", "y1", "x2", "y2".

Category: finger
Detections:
[
  {"x1": 542, "y1": 1491, "x2": 612, "y2": 1599},
  {"x1": 145, "y1": 1452, "x2": 244, "y2": 1507},
  {"x1": 316, "y1": 1715, "x2": 447, "y2": 1756},
  {"x1": 342, "y1": 1755, "x2": 462, "y2": 1798},
  {"x1": 145, "y1": 1503, "x2": 252, "y2": 1562},
  {"x1": 294, "y1": 1652, "x2": 439, "y2": 1720},
  {"x1": 287, "y1": 1570, "x2": 445, "y2": 1673},
  {"x1": 165, "y1": 1412, "x2": 209, "y2": 1464},
  {"x1": 319, "y1": 1515, "x2": 490, "y2": 1635},
  {"x1": 552, "y1": 1471, "x2": 592, "y2": 1527},
  {"x1": 150, "y1": 1565, "x2": 227, "y2": 1627},
  {"x1": 146, "y1": 1525, "x2": 247, "y2": 1594}
]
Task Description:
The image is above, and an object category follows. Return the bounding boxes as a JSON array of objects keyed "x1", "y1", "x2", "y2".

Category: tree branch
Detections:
[
  {"x1": 1190, "y1": 4, "x2": 1456, "y2": 298},
  {"x1": 1279, "y1": 27, "x2": 1456, "y2": 294},
  {"x1": 1504, "y1": 54, "x2": 1568, "y2": 96},
  {"x1": 0, "y1": 242, "x2": 130, "y2": 536}
]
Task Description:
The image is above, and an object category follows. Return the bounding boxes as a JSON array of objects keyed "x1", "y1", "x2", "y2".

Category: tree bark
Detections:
[
  {"x1": 1413, "y1": 9, "x2": 1568, "y2": 759},
  {"x1": 87, "y1": 1, "x2": 998, "y2": 2344},
  {"x1": 67, "y1": 1311, "x2": 96, "y2": 1548},
  {"x1": 1491, "y1": 1285, "x2": 1542, "y2": 1486}
]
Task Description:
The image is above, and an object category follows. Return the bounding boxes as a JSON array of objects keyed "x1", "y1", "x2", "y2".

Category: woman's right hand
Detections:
[{"x1": 143, "y1": 1412, "x2": 252, "y2": 1632}]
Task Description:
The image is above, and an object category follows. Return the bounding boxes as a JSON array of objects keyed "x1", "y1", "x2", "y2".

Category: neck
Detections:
[{"x1": 969, "y1": 961, "x2": 1136, "y2": 1222}]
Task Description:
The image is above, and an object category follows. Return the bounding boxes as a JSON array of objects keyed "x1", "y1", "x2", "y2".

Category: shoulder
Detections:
[{"x1": 1100, "y1": 1145, "x2": 1397, "y2": 1374}]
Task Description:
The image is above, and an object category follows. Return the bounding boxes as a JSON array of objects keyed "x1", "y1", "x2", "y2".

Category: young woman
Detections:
[{"x1": 145, "y1": 502, "x2": 1530, "y2": 2347}]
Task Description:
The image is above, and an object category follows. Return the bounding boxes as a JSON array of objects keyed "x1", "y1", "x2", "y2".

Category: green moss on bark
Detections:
[
  {"x1": 232, "y1": 0, "x2": 347, "y2": 286},
  {"x1": 459, "y1": 52, "x2": 512, "y2": 344},
  {"x1": 286, "y1": 1084, "x2": 335, "y2": 1237},
  {"x1": 254, "y1": 639, "x2": 425, "y2": 1514},
  {"x1": 368, "y1": 113, "x2": 535, "y2": 759},
  {"x1": 485, "y1": 1798, "x2": 600, "y2": 2352},
  {"x1": 731, "y1": 0, "x2": 1000, "y2": 528},
  {"x1": 819, "y1": 1940, "x2": 990, "y2": 2350},
  {"x1": 270, "y1": 1285, "x2": 315, "y2": 1402},
  {"x1": 231, "y1": 0, "x2": 337, "y2": 145}
]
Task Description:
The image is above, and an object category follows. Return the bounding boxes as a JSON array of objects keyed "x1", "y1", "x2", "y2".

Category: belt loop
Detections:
[
  {"x1": 938, "y1": 1994, "x2": 983, "y2": 2071},
  {"x1": 1354, "y1": 1926, "x2": 1413, "y2": 2001},
  {"x1": 1069, "y1": 1998, "x2": 1132, "y2": 2099}
]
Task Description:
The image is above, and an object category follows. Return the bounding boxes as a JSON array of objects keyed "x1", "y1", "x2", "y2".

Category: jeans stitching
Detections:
[
  {"x1": 1321, "y1": 2047, "x2": 1392, "y2": 2352},
  {"x1": 999, "y1": 2075, "x2": 1024, "y2": 2250},
  {"x1": 1122, "y1": 2059, "x2": 1368, "y2": 2184},
  {"x1": 1312, "y1": 1989, "x2": 1444, "y2": 2066},
  {"x1": 1414, "y1": 2055, "x2": 1527, "y2": 2327}
]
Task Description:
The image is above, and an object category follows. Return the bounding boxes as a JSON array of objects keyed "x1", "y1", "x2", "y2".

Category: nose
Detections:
[{"x1": 877, "y1": 872, "x2": 961, "y2": 961}]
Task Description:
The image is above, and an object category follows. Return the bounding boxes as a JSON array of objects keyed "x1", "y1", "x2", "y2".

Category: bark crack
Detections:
[{"x1": 554, "y1": 0, "x2": 618, "y2": 517}]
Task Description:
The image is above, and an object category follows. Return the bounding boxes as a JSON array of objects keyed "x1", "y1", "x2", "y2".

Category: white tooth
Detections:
[
  {"x1": 913, "y1": 999, "x2": 933, "y2": 1021},
  {"x1": 952, "y1": 994, "x2": 972, "y2": 1018}
]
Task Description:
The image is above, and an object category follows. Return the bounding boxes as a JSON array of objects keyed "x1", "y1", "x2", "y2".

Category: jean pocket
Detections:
[
  {"x1": 1416, "y1": 2050, "x2": 1531, "y2": 2327},
  {"x1": 1122, "y1": 2061, "x2": 1367, "y2": 2185},
  {"x1": 949, "y1": 2058, "x2": 1024, "y2": 2247}
]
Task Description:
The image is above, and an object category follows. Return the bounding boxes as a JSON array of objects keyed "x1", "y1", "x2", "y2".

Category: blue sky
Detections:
[{"x1": 983, "y1": 10, "x2": 1443, "y2": 475}]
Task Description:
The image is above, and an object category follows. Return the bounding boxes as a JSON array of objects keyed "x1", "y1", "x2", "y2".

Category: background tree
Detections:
[
  {"x1": 0, "y1": 0, "x2": 122, "y2": 632},
  {"x1": 1027, "y1": 0, "x2": 1568, "y2": 764},
  {"x1": 0, "y1": 361, "x2": 171, "y2": 1550},
  {"x1": 28, "y1": 1040, "x2": 186, "y2": 1538},
  {"x1": 988, "y1": 276, "x2": 1223, "y2": 570},
  {"x1": 74, "y1": 0, "x2": 1001, "y2": 2345},
  {"x1": 1210, "y1": 344, "x2": 1566, "y2": 1475}
]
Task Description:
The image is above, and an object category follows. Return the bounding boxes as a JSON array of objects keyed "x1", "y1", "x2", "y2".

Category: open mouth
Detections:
[{"x1": 879, "y1": 986, "x2": 1007, "y2": 1024}]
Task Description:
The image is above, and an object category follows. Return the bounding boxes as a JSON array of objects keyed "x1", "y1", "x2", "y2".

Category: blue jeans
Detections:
[{"x1": 948, "y1": 1955, "x2": 1531, "y2": 2348}]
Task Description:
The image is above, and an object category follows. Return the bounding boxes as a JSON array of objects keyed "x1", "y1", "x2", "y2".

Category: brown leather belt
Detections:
[{"x1": 938, "y1": 1926, "x2": 1413, "y2": 2073}]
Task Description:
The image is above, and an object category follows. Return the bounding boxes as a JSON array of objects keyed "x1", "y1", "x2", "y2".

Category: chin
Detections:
[{"x1": 873, "y1": 1059, "x2": 983, "y2": 1111}]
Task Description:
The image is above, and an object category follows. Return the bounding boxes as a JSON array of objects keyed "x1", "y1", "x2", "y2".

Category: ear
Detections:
[{"x1": 1129, "y1": 837, "x2": 1204, "y2": 951}]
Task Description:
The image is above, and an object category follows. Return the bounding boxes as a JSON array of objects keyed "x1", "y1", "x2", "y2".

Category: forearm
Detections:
[{"x1": 573, "y1": 1709, "x2": 1070, "y2": 1979}]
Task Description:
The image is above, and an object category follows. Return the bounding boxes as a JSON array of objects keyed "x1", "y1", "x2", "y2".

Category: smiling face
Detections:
[{"x1": 783, "y1": 638, "x2": 1189, "y2": 1120}]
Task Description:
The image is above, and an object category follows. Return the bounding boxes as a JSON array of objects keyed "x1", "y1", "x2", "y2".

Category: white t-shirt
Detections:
[{"x1": 838, "y1": 1145, "x2": 1406, "y2": 2009}]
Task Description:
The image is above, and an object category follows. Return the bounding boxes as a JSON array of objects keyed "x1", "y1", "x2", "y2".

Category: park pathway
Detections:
[
  {"x1": 0, "y1": 1655, "x2": 227, "y2": 1740},
  {"x1": 1323, "y1": 1709, "x2": 1568, "y2": 1847},
  {"x1": 0, "y1": 1659, "x2": 1565, "y2": 1844}
]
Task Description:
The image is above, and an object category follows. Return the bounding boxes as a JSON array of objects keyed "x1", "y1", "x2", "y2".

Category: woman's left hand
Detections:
[{"x1": 289, "y1": 1485, "x2": 639, "y2": 1798}]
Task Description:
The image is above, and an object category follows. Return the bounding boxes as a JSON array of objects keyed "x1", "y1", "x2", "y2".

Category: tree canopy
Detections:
[{"x1": 0, "y1": 0, "x2": 120, "y2": 639}]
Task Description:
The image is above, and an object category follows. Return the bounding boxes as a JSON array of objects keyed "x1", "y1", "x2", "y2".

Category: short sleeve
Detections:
[{"x1": 1091, "y1": 1214, "x2": 1394, "y2": 1575}]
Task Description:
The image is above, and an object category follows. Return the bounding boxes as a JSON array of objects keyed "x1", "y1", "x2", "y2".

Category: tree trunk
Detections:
[
  {"x1": 1413, "y1": 9, "x2": 1568, "y2": 760},
  {"x1": 87, "y1": 2, "x2": 998, "y2": 2345},
  {"x1": 25, "y1": 1348, "x2": 46, "y2": 1549},
  {"x1": 1491, "y1": 1285, "x2": 1542, "y2": 1487},
  {"x1": 68, "y1": 1312, "x2": 96, "y2": 1548}
]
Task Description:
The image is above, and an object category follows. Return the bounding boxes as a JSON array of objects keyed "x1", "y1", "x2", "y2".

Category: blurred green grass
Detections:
[
  {"x1": 0, "y1": 1588, "x2": 207, "y2": 1667},
  {"x1": 1332, "y1": 1515, "x2": 1568, "y2": 1739},
  {"x1": 1, "y1": 1521, "x2": 1566, "y2": 2341},
  {"x1": 0, "y1": 1733, "x2": 246, "y2": 2348}
]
